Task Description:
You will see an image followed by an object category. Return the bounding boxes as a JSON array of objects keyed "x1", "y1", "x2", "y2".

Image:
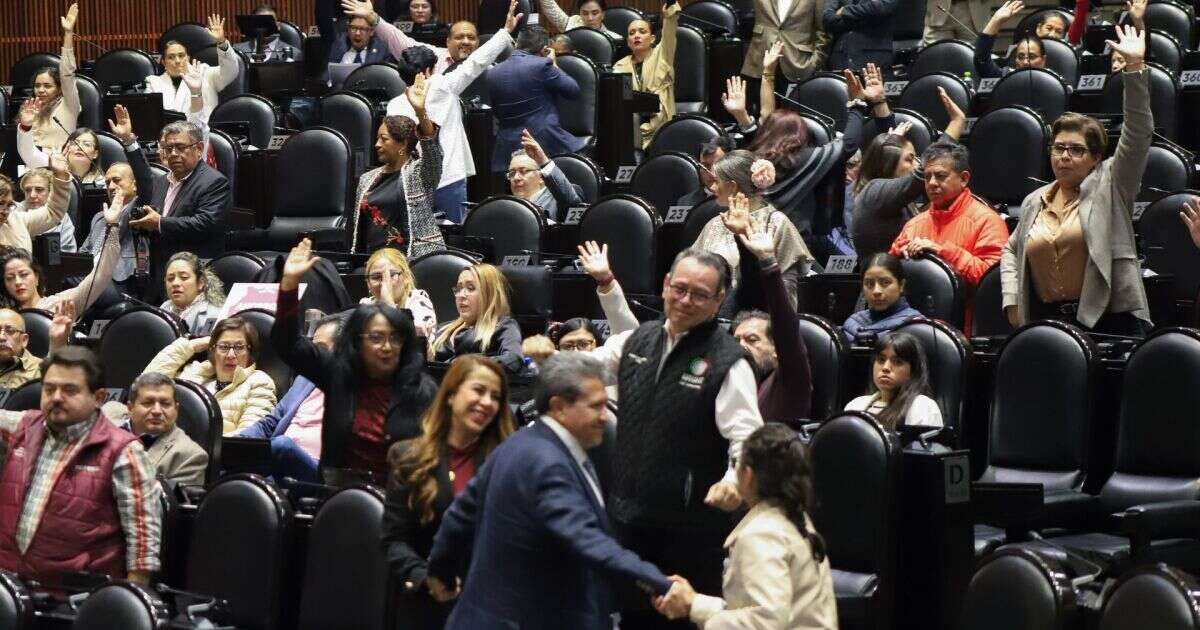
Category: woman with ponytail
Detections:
[{"x1": 652, "y1": 423, "x2": 838, "y2": 628}]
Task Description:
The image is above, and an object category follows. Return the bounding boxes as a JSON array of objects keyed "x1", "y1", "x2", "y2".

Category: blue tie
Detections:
[{"x1": 353, "y1": 49, "x2": 363, "y2": 64}]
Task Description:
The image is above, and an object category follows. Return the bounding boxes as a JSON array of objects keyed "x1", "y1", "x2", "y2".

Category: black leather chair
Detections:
[
  {"x1": 682, "y1": 0, "x2": 739, "y2": 36},
  {"x1": 551, "y1": 153, "x2": 605, "y2": 203},
  {"x1": 186, "y1": 474, "x2": 292, "y2": 630},
  {"x1": 1141, "y1": 192, "x2": 1200, "y2": 307},
  {"x1": 1015, "y1": 7, "x2": 1073, "y2": 38},
  {"x1": 278, "y1": 20, "x2": 306, "y2": 50},
  {"x1": 218, "y1": 47, "x2": 250, "y2": 102},
  {"x1": 797, "y1": 314, "x2": 848, "y2": 421},
  {"x1": 972, "y1": 264, "x2": 1012, "y2": 338},
  {"x1": 234, "y1": 308, "x2": 293, "y2": 396},
  {"x1": 0, "y1": 571, "x2": 30, "y2": 630},
  {"x1": 899, "y1": 254, "x2": 963, "y2": 328},
  {"x1": 580, "y1": 195, "x2": 661, "y2": 296},
  {"x1": 501, "y1": 264, "x2": 554, "y2": 337},
  {"x1": 674, "y1": 25, "x2": 708, "y2": 114},
  {"x1": 968, "y1": 105, "x2": 1049, "y2": 209},
  {"x1": 321, "y1": 91, "x2": 375, "y2": 179},
  {"x1": 898, "y1": 72, "x2": 971, "y2": 132},
  {"x1": 1098, "y1": 564, "x2": 1200, "y2": 630},
  {"x1": 603, "y1": 6, "x2": 645, "y2": 39},
  {"x1": 208, "y1": 251, "x2": 267, "y2": 290},
  {"x1": 811, "y1": 411, "x2": 901, "y2": 630},
  {"x1": 92, "y1": 48, "x2": 156, "y2": 93},
  {"x1": 960, "y1": 547, "x2": 1092, "y2": 630},
  {"x1": 1038, "y1": 37, "x2": 1080, "y2": 85},
  {"x1": 1101, "y1": 64, "x2": 1180, "y2": 144},
  {"x1": 990, "y1": 68, "x2": 1071, "y2": 123},
  {"x1": 1139, "y1": 144, "x2": 1192, "y2": 197},
  {"x1": 159, "y1": 22, "x2": 219, "y2": 67},
  {"x1": 76, "y1": 75, "x2": 103, "y2": 131},
  {"x1": 909, "y1": 39, "x2": 975, "y2": 80},
  {"x1": 787, "y1": 72, "x2": 850, "y2": 131},
  {"x1": 555, "y1": 53, "x2": 600, "y2": 146},
  {"x1": 565, "y1": 27, "x2": 616, "y2": 66},
  {"x1": 800, "y1": 112, "x2": 833, "y2": 147},
  {"x1": 98, "y1": 307, "x2": 184, "y2": 389},
  {"x1": 345, "y1": 62, "x2": 407, "y2": 102},
  {"x1": 265, "y1": 127, "x2": 352, "y2": 252},
  {"x1": 298, "y1": 486, "x2": 390, "y2": 630},
  {"x1": 12, "y1": 53, "x2": 60, "y2": 96},
  {"x1": 892, "y1": 318, "x2": 971, "y2": 437},
  {"x1": 862, "y1": 108, "x2": 936, "y2": 155},
  {"x1": 172, "y1": 378, "x2": 223, "y2": 485},
  {"x1": 94, "y1": 130, "x2": 127, "y2": 172},
  {"x1": 18, "y1": 308, "x2": 52, "y2": 359},
  {"x1": 210, "y1": 93, "x2": 279, "y2": 150},
  {"x1": 463, "y1": 196, "x2": 545, "y2": 262},
  {"x1": 646, "y1": 114, "x2": 725, "y2": 158},
  {"x1": 207, "y1": 129, "x2": 240, "y2": 194},
  {"x1": 631, "y1": 152, "x2": 702, "y2": 215},
  {"x1": 2, "y1": 380, "x2": 41, "y2": 412},
  {"x1": 411, "y1": 251, "x2": 476, "y2": 324},
  {"x1": 72, "y1": 581, "x2": 170, "y2": 630},
  {"x1": 679, "y1": 197, "x2": 722, "y2": 251},
  {"x1": 1145, "y1": 31, "x2": 1184, "y2": 74},
  {"x1": 1139, "y1": 2, "x2": 1194, "y2": 49}
]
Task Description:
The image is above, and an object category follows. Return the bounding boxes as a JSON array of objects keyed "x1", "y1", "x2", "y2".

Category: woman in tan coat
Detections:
[{"x1": 612, "y1": 2, "x2": 680, "y2": 148}]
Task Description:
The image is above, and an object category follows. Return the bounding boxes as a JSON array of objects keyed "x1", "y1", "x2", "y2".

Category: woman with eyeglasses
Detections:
[
  {"x1": 16, "y1": 126, "x2": 104, "y2": 188},
  {"x1": 361, "y1": 248, "x2": 437, "y2": 339},
  {"x1": 14, "y1": 4, "x2": 81, "y2": 156},
  {"x1": 15, "y1": 168, "x2": 77, "y2": 254},
  {"x1": 160, "y1": 252, "x2": 227, "y2": 334},
  {"x1": 974, "y1": 2, "x2": 1048, "y2": 79},
  {"x1": 275, "y1": 239, "x2": 438, "y2": 481},
  {"x1": 507, "y1": 129, "x2": 583, "y2": 222},
  {"x1": 144, "y1": 316, "x2": 278, "y2": 434},
  {"x1": 1002, "y1": 25, "x2": 1152, "y2": 336},
  {"x1": 430, "y1": 263, "x2": 524, "y2": 375}
]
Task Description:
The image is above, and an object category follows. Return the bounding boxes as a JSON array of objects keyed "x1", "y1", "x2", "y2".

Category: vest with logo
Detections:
[
  {"x1": 612, "y1": 318, "x2": 745, "y2": 530},
  {"x1": 0, "y1": 411, "x2": 135, "y2": 582}
]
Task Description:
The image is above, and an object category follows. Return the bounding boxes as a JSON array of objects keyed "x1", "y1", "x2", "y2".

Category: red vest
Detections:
[{"x1": 0, "y1": 411, "x2": 136, "y2": 583}]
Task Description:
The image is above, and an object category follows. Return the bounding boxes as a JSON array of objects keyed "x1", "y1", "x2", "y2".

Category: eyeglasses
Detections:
[
  {"x1": 348, "y1": 25, "x2": 374, "y2": 33},
  {"x1": 1015, "y1": 53, "x2": 1042, "y2": 62},
  {"x1": 368, "y1": 271, "x2": 401, "y2": 283},
  {"x1": 506, "y1": 168, "x2": 537, "y2": 180},
  {"x1": 0, "y1": 326, "x2": 26, "y2": 338},
  {"x1": 160, "y1": 141, "x2": 201, "y2": 156},
  {"x1": 361, "y1": 332, "x2": 403, "y2": 347},
  {"x1": 451, "y1": 286, "x2": 476, "y2": 296},
  {"x1": 215, "y1": 343, "x2": 248, "y2": 355},
  {"x1": 68, "y1": 139, "x2": 96, "y2": 150},
  {"x1": 668, "y1": 283, "x2": 716, "y2": 304},
  {"x1": 1049, "y1": 143, "x2": 1090, "y2": 159},
  {"x1": 559, "y1": 339, "x2": 596, "y2": 351}
]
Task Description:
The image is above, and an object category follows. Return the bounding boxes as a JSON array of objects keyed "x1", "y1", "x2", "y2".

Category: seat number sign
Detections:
[
  {"x1": 614, "y1": 165, "x2": 636, "y2": 183},
  {"x1": 825, "y1": 255, "x2": 857, "y2": 274},
  {"x1": 1181, "y1": 70, "x2": 1200, "y2": 87},
  {"x1": 664, "y1": 206, "x2": 690, "y2": 223},
  {"x1": 1077, "y1": 74, "x2": 1106, "y2": 91}
]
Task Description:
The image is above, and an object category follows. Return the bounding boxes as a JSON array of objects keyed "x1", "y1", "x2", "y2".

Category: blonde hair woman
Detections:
[
  {"x1": 430, "y1": 264, "x2": 524, "y2": 374},
  {"x1": 363, "y1": 248, "x2": 437, "y2": 338}
]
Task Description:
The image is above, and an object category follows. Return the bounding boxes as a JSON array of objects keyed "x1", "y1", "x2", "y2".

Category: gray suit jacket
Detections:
[
  {"x1": 146, "y1": 425, "x2": 208, "y2": 486},
  {"x1": 1001, "y1": 69, "x2": 1152, "y2": 328}
]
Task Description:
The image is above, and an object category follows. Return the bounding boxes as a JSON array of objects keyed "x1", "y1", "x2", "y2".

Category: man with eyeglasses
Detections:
[
  {"x1": 582, "y1": 246, "x2": 763, "y2": 630},
  {"x1": 677, "y1": 137, "x2": 736, "y2": 208},
  {"x1": 110, "y1": 105, "x2": 230, "y2": 302},
  {"x1": 0, "y1": 310, "x2": 40, "y2": 390},
  {"x1": 319, "y1": 0, "x2": 394, "y2": 65}
]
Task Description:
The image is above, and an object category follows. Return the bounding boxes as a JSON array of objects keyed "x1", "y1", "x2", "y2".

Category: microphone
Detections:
[
  {"x1": 74, "y1": 37, "x2": 110, "y2": 57},
  {"x1": 1026, "y1": 176, "x2": 1050, "y2": 186},
  {"x1": 519, "y1": 248, "x2": 576, "y2": 261},
  {"x1": 412, "y1": 235, "x2": 484, "y2": 262},
  {"x1": 773, "y1": 91, "x2": 836, "y2": 128},
  {"x1": 938, "y1": 4, "x2": 977, "y2": 37},
  {"x1": 680, "y1": 13, "x2": 731, "y2": 36},
  {"x1": 628, "y1": 298, "x2": 663, "y2": 317}
]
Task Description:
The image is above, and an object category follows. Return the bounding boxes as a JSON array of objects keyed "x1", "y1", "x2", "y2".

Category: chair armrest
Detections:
[
  {"x1": 299, "y1": 227, "x2": 346, "y2": 251},
  {"x1": 972, "y1": 482, "x2": 1045, "y2": 528},
  {"x1": 1114, "y1": 499, "x2": 1200, "y2": 563},
  {"x1": 227, "y1": 206, "x2": 257, "y2": 229}
]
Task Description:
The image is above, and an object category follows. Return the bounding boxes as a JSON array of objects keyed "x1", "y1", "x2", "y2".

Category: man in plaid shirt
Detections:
[{"x1": 0, "y1": 347, "x2": 161, "y2": 586}]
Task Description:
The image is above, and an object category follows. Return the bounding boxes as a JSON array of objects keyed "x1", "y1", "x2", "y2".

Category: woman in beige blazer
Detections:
[
  {"x1": 653, "y1": 424, "x2": 838, "y2": 629},
  {"x1": 612, "y1": 2, "x2": 681, "y2": 148}
]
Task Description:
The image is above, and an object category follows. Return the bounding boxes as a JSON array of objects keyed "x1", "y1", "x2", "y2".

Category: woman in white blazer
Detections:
[
  {"x1": 653, "y1": 424, "x2": 838, "y2": 629},
  {"x1": 146, "y1": 14, "x2": 241, "y2": 126}
]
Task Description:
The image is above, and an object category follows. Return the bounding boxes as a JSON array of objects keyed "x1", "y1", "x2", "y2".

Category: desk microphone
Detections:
[
  {"x1": 519, "y1": 248, "x2": 576, "y2": 261},
  {"x1": 75, "y1": 37, "x2": 110, "y2": 58},
  {"x1": 938, "y1": 4, "x2": 978, "y2": 38},
  {"x1": 413, "y1": 235, "x2": 484, "y2": 262},
  {"x1": 1026, "y1": 175, "x2": 1050, "y2": 186},
  {"x1": 680, "y1": 13, "x2": 732, "y2": 36},
  {"x1": 773, "y1": 91, "x2": 836, "y2": 128},
  {"x1": 628, "y1": 298, "x2": 663, "y2": 317}
]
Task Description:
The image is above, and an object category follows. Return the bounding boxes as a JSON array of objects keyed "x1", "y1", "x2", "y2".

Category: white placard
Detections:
[
  {"x1": 267, "y1": 135, "x2": 290, "y2": 151},
  {"x1": 89, "y1": 320, "x2": 110, "y2": 338},
  {"x1": 563, "y1": 206, "x2": 587, "y2": 225},
  {"x1": 965, "y1": 117, "x2": 977, "y2": 133},
  {"x1": 977, "y1": 77, "x2": 1000, "y2": 94},
  {"x1": 502, "y1": 255, "x2": 532, "y2": 266},
  {"x1": 398, "y1": 21, "x2": 414, "y2": 32},
  {"x1": 1077, "y1": 74, "x2": 1106, "y2": 91},
  {"x1": 614, "y1": 165, "x2": 636, "y2": 183},
  {"x1": 884, "y1": 81, "x2": 908, "y2": 97},
  {"x1": 217, "y1": 283, "x2": 307, "y2": 321},
  {"x1": 1132, "y1": 201, "x2": 1150, "y2": 221},
  {"x1": 664, "y1": 205, "x2": 690, "y2": 223},
  {"x1": 1181, "y1": 69, "x2": 1200, "y2": 87},
  {"x1": 825, "y1": 254, "x2": 858, "y2": 274},
  {"x1": 527, "y1": 13, "x2": 539, "y2": 24}
]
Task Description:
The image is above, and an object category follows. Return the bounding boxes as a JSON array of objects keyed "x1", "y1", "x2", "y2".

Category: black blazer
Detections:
[{"x1": 822, "y1": 0, "x2": 898, "y2": 73}]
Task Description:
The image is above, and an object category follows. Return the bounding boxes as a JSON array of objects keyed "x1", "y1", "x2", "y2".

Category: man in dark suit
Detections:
[
  {"x1": 319, "y1": 0, "x2": 394, "y2": 64},
  {"x1": 485, "y1": 25, "x2": 584, "y2": 173},
  {"x1": 823, "y1": 0, "x2": 896, "y2": 75},
  {"x1": 108, "y1": 104, "x2": 230, "y2": 301},
  {"x1": 427, "y1": 352, "x2": 673, "y2": 630}
]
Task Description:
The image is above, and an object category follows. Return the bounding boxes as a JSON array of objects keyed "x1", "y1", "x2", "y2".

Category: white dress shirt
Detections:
[
  {"x1": 145, "y1": 43, "x2": 240, "y2": 125},
  {"x1": 541, "y1": 415, "x2": 607, "y2": 508}
]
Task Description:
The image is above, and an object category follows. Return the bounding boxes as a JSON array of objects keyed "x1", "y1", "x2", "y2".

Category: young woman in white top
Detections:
[
  {"x1": 845, "y1": 331, "x2": 943, "y2": 428},
  {"x1": 361, "y1": 247, "x2": 437, "y2": 339},
  {"x1": 160, "y1": 252, "x2": 226, "y2": 334},
  {"x1": 146, "y1": 15, "x2": 241, "y2": 126},
  {"x1": 537, "y1": 0, "x2": 621, "y2": 39},
  {"x1": 16, "y1": 3, "x2": 81, "y2": 155}
]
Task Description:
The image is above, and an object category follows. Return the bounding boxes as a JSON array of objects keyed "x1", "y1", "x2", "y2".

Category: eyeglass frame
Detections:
[
  {"x1": 0, "y1": 325, "x2": 27, "y2": 338},
  {"x1": 214, "y1": 343, "x2": 249, "y2": 355},
  {"x1": 360, "y1": 331, "x2": 404, "y2": 347},
  {"x1": 159, "y1": 141, "x2": 202, "y2": 156},
  {"x1": 667, "y1": 282, "x2": 718, "y2": 304},
  {"x1": 1048, "y1": 142, "x2": 1092, "y2": 159}
]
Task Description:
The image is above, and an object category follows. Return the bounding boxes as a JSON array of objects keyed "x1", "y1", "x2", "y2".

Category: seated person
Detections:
[
  {"x1": 614, "y1": 3, "x2": 681, "y2": 148},
  {"x1": 975, "y1": 1, "x2": 1047, "y2": 79},
  {"x1": 842, "y1": 253, "x2": 923, "y2": 341},
  {"x1": 889, "y1": 139, "x2": 1008, "y2": 332},
  {"x1": 15, "y1": 168, "x2": 76, "y2": 253},
  {"x1": 522, "y1": 334, "x2": 555, "y2": 367},
  {"x1": 143, "y1": 317, "x2": 278, "y2": 434},
  {"x1": 677, "y1": 137, "x2": 736, "y2": 208},
  {"x1": 0, "y1": 309, "x2": 42, "y2": 389},
  {"x1": 234, "y1": 3, "x2": 303, "y2": 61},
  {"x1": 159, "y1": 252, "x2": 226, "y2": 334},
  {"x1": 538, "y1": 0, "x2": 622, "y2": 39},
  {"x1": 550, "y1": 316, "x2": 607, "y2": 352},
  {"x1": 16, "y1": 4, "x2": 80, "y2": 155},
  {"x1": 383, "y1": 355, "x2": 516, "y2": 629},
  {"x1": 430, "y1": 263, "x2": 523, "y2": 374},
  {"x1": 1035, "y1": 8, "x2": 1068, "y2": 39},
  {"x1": 15, "y1": 124, "x2": 104, "y2": 190},
  {"x1": 127, "y1": 372, "x2": 209, "y2": 486},
  {"x1": 149, "y1": 16, "x2": 241, "y2": 124},
  {"x1": 81, "y1": 163, "x2": 139, "y2": 297},
  {"x1": 548, "y1": 34, "x2": 574, "y2": 55},
  {"x1": 361, "y1": 248, "x2": 437, "y2": 338},
  {"x1": 0, "y1": 346, "x2": 162, "y2": 585},
  {"x1": 236, "y1": 314, "x2": 343, "y2": 484},
  {"x1": 0, "y1": 155, "x2": 67, "y2": 253},
  {"x1": 507, "y1": 130, "x2": 583, "y2": 222},
  {"x1": 845, "y1": 331, "x2": 943, "y2": 428}
]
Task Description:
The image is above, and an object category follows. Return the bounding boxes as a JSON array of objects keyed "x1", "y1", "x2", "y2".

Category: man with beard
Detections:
[{"x1": 0, "y1": 310, "x2": 40, "y2": 389}]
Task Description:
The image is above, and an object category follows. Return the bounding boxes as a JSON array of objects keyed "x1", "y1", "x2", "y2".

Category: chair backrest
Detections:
[
  {"x1": 11, "y1": 53, "x2": 61, "y2": 96},
  {"x1": 72, "y1": 581, "x2": 169, "y2": 630},
  {"x1": 972, "y1": 264, "x2": 1012, "y2": 338},
  {"x1": 630, "y1": 152, "x2": 701, "y2": 215},
  {"x1": 410, "y1": 251, "x2": 477, "y2": 324},
  {"x1": 1141, "y1": 2, "x2": 1195, "y2": 49},
  {"x1": 1140, "y1": 191, "x2": 1200, "y2": 302},
  {"x1": 1101, "y1": 64, "x2": 1179, "y2": 143},
  {"x1": 462, "y1": 196, "x2": 545, "y2": 262},
  {"x1": 551, "y1": 153, "x2": 604, "y2": 203},
  {"x1": 799, "y1": 112, "x2": 833, "y2": 147},
  {"x1": 75, "y1": 75, "x2": 103, "y2": 131},
  {"x1": 2, "y1": 380, "x2": 41, "y2": 412},
  {"x1": 679, "y1": 197, "x2": 722, "y2": 250},
  {"x1": 555, "y1": 53, "x2": 600, "y2": 139},
  {"x1": 210, "y1": 94, "x2": 278, "y2": 149},
  {"x1": 565, "y1": 27, "x2": 615, "y2": 66},
  {"x1": 960, "y1": 547, "x2": 1080, "y2": 630},
  {"x1": 1039, "y1": 38, "x2": 1080, "y2": 85},
  {"x1": 170, "y1": 378, "x2": 222, "y2": 485},
  {"x1": 982, "y1": 321, "x2": 1097, "y2": 490},
  {"x1": 206, "y1": 129, "x2": 240, "y2": 193},
  {"x1": 1099, "y1": 564, "x2": 1200, "y2": 630},
  {"x1": 92, "y1": 130, "x2": 127, "y2": 173},
  {"x1": 298, "y1": 486, "x2": 390, "y2": 630},
  {"x1": 1102, "y1": 328, "x2": 1200, "y2": 511},
  {"x1": 787, "y1": 72, "x2": 849, "y2": 130},
  {"x1": 892, "y1": 318, "x2": 971, "y2": 435},
  {"x1": 270, "y1": 127, "x2": 352, "y2": 251},
  {"x1": 278, "y1": 20, "x2": 306, "y2": 49},
  {"x1": 159, "y1": 22, "x2": 219, "y2": 66},
  {"x1": 898, "y1": 72, "x2": 971, "y2": 132},
  {"x1": 98, "y1": 307, "x2": 184, "y2": 389},
  {"x1": 217, "y1": 47, "x2": 249, "y2": 101},
  {"x1": 990, "y1": 68, "x2": 1071, "y2": 123},
  {"x1": 603, "y1": 6, "x2": 645, "y2": 38},
  {"x1": 1139, "y1": 144, "x2": 1192, "y2": 197},
  {"x1": 18, "y1": 309, "x2": 52, "y2": 359},
  {"x1": 910, "y1": 39, "x2": 975, "y2": 79},
  {"x1": 646, "y1": 114, "x2": 724, "y2": 158},
  {"x1": 500, "y1": 264, "x2": 554, "y2": 337},
  {"x1": 186, "y1": 475, "x2": 292, "y2": 630},
  {"x1": 797, "y1": 314, "x2": 847, "y2": 421},
  {"x1": 862, "y1": 108, "x2": 936, "y2": 155},
  {"x1": 208, "y1": 251, "x2": 267, "y2": 291},
  {"x1": 968, "y1": 105, "x2": 1049, "y2": 207},
  {"x1": 682, "y1": 0, "x2": 739, "y2": 35},
  {"x1": 1145, "y1": 30, "x2": 1184, "y2": 74},
  {"x1": 0, "y1": 571, "x2": 30, "y2": 630},
  {"x1": 899, "y1": 254, "x2": 964, "y2": 328},
  {"x1": 345, "y1": 62, "x2": 407, "y2": 102},
  {"x1": 234, "y1": 308, "x2": 292, "y2": 395},
  {"x1": 92, "y1": 48, "x2": 156, "y2": 93},
  {"x1": 892, "y1": 0, "x2": 926, "y2": 42},
  {"x1": 580, "y1": 195, "x2": 661, "y2": 295},
  {"x1": 673, "y1": 25, "x2": 708, "y2": 114},
  {"x1": 320, "y1": 91, "x2": 375, "y2": 179}
]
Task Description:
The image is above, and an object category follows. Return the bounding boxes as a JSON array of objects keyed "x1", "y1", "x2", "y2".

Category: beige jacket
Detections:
[
  {"x1": 690, "y1": 501, "x2": 838, "y2": 629},
  {"x1": 1001, "y1": 68, "x2": 1152, "y2": 328},
  {"x1": 30, "y1": 46, "x2": 80, "y2": 153},
  {"x1": 145, "y1": 425, "x2": 208, "y2": 486},
  {"x1": 0, "y1": 350, "x2": 42, "y2": 390},
  {"x1": 144, "y1": 337, "x2": 278, "y2": 434},
  {"x1": 0, "y1": 173, "x2": 67, "y2": 252},
  {"x1": 612, "y1": 2, "x2": 681, "y2": 148},
  {"x1": 741, "y1": 0, "x2": 829, "y2": 81}
]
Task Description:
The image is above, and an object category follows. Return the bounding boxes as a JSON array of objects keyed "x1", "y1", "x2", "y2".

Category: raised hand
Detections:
[
  {"x1": 862, "y1": 63, "x2": 885, "y2": 104},
  {"x1": 183, "y1": 60, "x2": 204, "y2": 93},
  {"x1": 62, "y1": 3, "x2": 79, "y2": 32},
  {"x1": 102, "y1": 189, "x2": 125, "y2": 224},
  {"x1": 938, "y1": 86, "x2": 968, "y2": 140},
  {"x1": 720, "y1": 193, "x2": 752, "y2": 236},
  {"x1": 521, "y1": 129, "x2": 549, "y2": 166},
  {"x1": 843, "y1": 69, "x2": 865, "y2": 102},
  {"x1": 281, "y1": 238, "x2": 320, "y2": 290},
  {"x1": 984, "y1": 0, "x2": 1024, "y2": 35},
  {"x1": 504, "y1": 0, "x2": 524, "y2": 33},
  {"x1": 1126, "y1": 0, "x2": 1147, "y2": 27},
  {"x1": 48, "y1": 299, "x2": 76, "y2": 350},
  {"x1": 887, "y1": 120, "x2": 913, "y2": 137},
  {"x1": 108, "y1": 104, "x2": 134, "y2": 143},
  {"x1": 17, "y1": 97, "x2": 40, "y2": 128},
  {"x1": 762, "y1": 40, "x2": 784, "y2": 74},
  {"x1": 378, "y1": 267, "x2": 397, "y2": 306},
  {"x1": 341, "y1": 0, "x2": 377, "y2": 20},
  {"x1": 406, "y1": 73, "x2": 428, "y2": 117},
  {"x1": 1106, "y1": 23, "x2": 1145, "y2": 69},
  {"x1": 1180, "y1": 197, "x2": 1200, "y2": 251},
  {"x1": 49, "y1": 152, "x2": 69, "y2": 179},
  {"x1": 207, "y1": 14, "x2": 227, "y2": 45},
  {"x1": 576, "y1": 240, "x2": 612, "y2": 282},
  {"x1": 738, "y1": 214, "x2": 776, "y2": 261},
  {"x1": 704, "y1": 479, "x2": 742, "y2": 511},
  {"x1": 721, "y1": 76, "x2": 747, "y2": 117}
]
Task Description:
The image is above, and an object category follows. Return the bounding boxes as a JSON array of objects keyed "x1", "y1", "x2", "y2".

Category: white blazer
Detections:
[{"x1": 144, "y1": 43, "x2": 240, "y2": 126}]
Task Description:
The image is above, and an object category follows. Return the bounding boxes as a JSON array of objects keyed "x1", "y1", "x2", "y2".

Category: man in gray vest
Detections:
[{"x1": 588, "y1": 248, "x2": 764, "y2": 630}]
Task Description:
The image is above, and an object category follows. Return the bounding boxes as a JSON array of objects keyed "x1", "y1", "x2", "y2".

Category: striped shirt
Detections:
[{"x1": 0, "y1": 411, "x2": 162, "y2": 573}]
